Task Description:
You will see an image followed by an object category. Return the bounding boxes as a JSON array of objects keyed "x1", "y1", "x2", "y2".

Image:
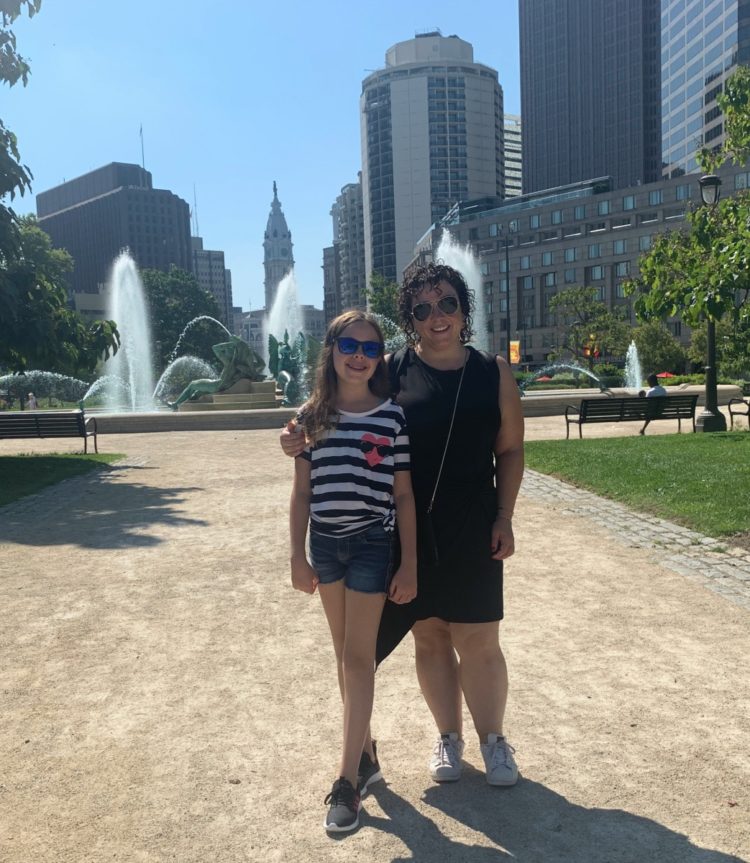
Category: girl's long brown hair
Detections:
[{"x1": 299, "y1": 310, "x2": 390, "y2": 445}]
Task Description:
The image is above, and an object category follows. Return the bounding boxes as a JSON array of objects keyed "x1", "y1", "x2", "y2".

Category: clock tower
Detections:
[{"x1": 263, "y1": 181, "x2": 294, "y2": 310}]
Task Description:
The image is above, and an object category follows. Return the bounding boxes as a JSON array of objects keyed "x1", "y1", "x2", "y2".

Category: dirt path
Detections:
[{"x1": 0, "y1": 426, "x2": 747, "y2": 862}]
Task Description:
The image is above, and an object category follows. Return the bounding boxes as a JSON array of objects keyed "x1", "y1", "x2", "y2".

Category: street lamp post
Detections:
[
  {"x1": 695, "y1": 174, "x2": 727, "y2": 433},
  {"x1": 501, "y1": 227, "x2": 512, "y2": 364}
]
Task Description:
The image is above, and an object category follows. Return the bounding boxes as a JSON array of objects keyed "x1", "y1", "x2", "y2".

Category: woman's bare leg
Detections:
[
  {"x1": 412, "y1": 618, "x2": 462, "y2": 734},
  {"x1": 451, "y1": 620, "x2": 508, "y2": 740}
]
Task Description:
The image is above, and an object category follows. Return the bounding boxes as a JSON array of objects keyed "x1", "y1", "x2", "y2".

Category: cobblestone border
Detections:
[{"x1": 521, "y1": 469, "x2": 750, "y2": 610}]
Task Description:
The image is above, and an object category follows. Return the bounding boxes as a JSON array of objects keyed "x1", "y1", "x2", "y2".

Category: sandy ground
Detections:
[{"x1": 0, "y1": 414, "x2": 748, "y2": 863}]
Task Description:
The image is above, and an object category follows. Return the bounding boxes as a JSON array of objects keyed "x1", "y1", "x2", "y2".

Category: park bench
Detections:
[
  {"x1": 565, "y1": 395, "x2": 698, "y2": 439},
  {"x1": 728, "y1": 397, "x2": 750, "y2": 429},
  {"x1": 0, "y1": 410, "x2": 98, "y2": 453}
]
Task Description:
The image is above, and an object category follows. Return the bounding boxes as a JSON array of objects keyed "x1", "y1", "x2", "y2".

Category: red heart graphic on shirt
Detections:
[{"x1": 361, "y1": 433, "x2": 390, "y2": 467}]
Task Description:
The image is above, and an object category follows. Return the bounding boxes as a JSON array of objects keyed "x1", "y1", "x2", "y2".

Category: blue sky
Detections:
[{"x1": 5, "y1": 0, "x2": 520, "y2": 310}]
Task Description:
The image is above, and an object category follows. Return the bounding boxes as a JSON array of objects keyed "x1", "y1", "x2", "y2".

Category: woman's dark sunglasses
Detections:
[
  {"x1": 361, "y1": 441, "x2": 391, "y2": 456},
  {"x1": 411, "y1": 295, "x2": 459, "y2": 322},
  {"x1": 335, "y1": 337, "x2": 384, "y2": 359}
]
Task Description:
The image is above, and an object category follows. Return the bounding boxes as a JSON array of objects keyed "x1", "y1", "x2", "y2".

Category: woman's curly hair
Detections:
[{"x1": 398, "y1": 262, "x2": 474, "y2": 346}]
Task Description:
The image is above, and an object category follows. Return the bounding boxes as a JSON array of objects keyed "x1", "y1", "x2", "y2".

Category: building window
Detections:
[
  {"x1": 500, "y1": 278, "x2": 508, "y2": 292},
  {"x1": 589, "y1": 265, "x2": 604, "y2": 280},
  {"x1": 675, "y1": 183, "x2": 690, "y2": 201},
  {"x1": 623, "y1": 194, "x2": 636, "y2": 210},
  {"x1": 613, "y1": 238, "x2": 627, "y2": 254},
  {"x1": 615, "y1": 283, "x2": 627, "y2": 298},
  {"x1": 542, "y1": 251, "x2": 552, "y2": 266},
  {"x1": 530, "y1": 214, "x2": 540, "y2": 229},
  {"x1": 499, "y1": 258, "x2": 507, "y2": 273},
  {"x1": 499, "y1": 297, "x2": 508, "y2": 312},
  {"x1": 639, "y1": 235, "x2": 653, "y2": 251},
  {"x1": 639, "y1": 212, "x2": 658, "y2": 224},
  {"x1": 522, "y1": 275, "x2": 533, "y2": 290},
  {"x1": 564, "y1": 247, "x2": 577, "y2": 263},
  {"x1": 484, "y1": 281, "x2": 493, "y2": 294},
  {"x1": 520, "y1": 255, "x2": 531, "y2": 270},
  {"x1": 588, "y1": 244, "x2": 601, "y2": 259},
  {"x1": 574, "y1": 205, "x2": 586, "y2": 220},
  {"x1": 551, "y1": 209, "x2": 563, "y2": 224},
  {"x1": 544, "y1": 272, "x2": 556, "y2": 287},
  {"x1": 593, "y1": 285, "x2": 604, "y2": 300},
  {"x1": 597, "y1": 200, "x2": 610, "y2": 216},
  {"x1": 480, "y1": 261, "x2": 490, "y2": 276},
  {"x1": 489, "y1": 223, "x2": 498, "y2": 237},
  {"x1": 648, "y1": 189, "x2": 663, "y2": 206},
  {"x1": 615, "y1": 261, "x2": 630, "y2": 277},
  {"x1": 509, "y1": 219, "x2": 519, "y2": 232},
  {"x1": 564, "y1": 268, "x2": 576, "y2": 283}
]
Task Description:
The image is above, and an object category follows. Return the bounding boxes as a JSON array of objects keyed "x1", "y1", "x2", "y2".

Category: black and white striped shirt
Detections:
[{"x1": 299, "y1": 399, "x2": 410, "y2": 536}]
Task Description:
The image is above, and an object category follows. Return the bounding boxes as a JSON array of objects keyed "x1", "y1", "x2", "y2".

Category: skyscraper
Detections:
[
  {"x1": 661, "y1": 0, "x2": 750, "y2": 177},
  {"x1": 333, "y1": 178, "x2": 367, "y2": 312},
  {"x1": 36, "y1": 162, "x2": 191, "y2": 299},
  {"x1": 519, "y1": 0, "x2": 661, "y2": 193},
  {"x1": 191, "y1": 237, "x2": 234, "y2": 327},
  {"x1": 504, "y1": 115, "x2": 523, "y2": 197},
  {"x1": 360, "y1": 31, "x2": 504, "y2": 282},
  {"x1": 263, "y1": 182, "x2": 294, "y2": 310}
]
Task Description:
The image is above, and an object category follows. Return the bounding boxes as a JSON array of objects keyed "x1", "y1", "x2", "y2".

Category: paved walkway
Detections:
[{"x1": 0, "y1": 418, "x2": 748, "y2": 862}]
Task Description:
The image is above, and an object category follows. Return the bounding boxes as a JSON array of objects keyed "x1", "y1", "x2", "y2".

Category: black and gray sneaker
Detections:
[
  {"x1": 357, "y1": 740, "x2": 383, "y2": 797},
  {"x1": 323, "y1": 777, "x2": 360, "y2": 833}
]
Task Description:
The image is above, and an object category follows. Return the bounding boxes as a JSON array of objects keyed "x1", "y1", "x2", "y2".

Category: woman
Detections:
[{"x1": 281, "y1": 262, "x2": 524, "y2": 787}]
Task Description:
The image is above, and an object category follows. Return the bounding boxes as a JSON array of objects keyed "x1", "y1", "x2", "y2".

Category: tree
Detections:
[
  {"x1": 688, "y1": 317, "x2": 750, "y2": 380},
  {"x1": 547, "y1": 286, "x2": 632, "y2": 370},
  {"x1": 0, "y1": 217, "x2": 119, "y2": 374},
  {"x1": 365, "y1": 272, "x2": 400, "y2": 321},
  {"x1": 628, "y1": 67, "x2": 750, "y2": 335},
  {"x1": 632, "y1": 319, "x2": 687, "y2": 376},
  {"x1": 141, "y1": 267, "x2": 223, "y2": 371},
  {"x1": 1, "y1": 1, "x2": 42, "y2": 264}
]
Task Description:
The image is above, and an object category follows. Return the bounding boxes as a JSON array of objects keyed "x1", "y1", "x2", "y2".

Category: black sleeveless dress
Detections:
[{"x1": 376, "y1": 346, "x2": 503, "y2": 664}]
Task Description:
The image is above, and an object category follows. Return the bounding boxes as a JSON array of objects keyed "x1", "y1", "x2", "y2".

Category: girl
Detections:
[{"x1": 289, "y1": 310, "x2": 417, "y2": 833}]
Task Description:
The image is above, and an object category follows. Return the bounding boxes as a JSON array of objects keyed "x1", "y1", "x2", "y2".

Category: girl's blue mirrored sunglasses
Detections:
[{"x1": 335, "y1": 337, "x2": 384, "y2": 359}]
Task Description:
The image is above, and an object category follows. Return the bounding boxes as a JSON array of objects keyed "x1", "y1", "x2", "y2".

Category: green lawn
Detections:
[
  {"x1": 0, "y1": 453, "x2": 124, "y2": 508},
  {"x1": 524, "y1": 433, "x2": 750, "y2": 538}
]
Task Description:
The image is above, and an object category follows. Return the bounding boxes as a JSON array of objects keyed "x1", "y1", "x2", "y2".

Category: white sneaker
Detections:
[
  {"x1": 429, "y1": 732, "x2": 464, "y2": 782},
  {"x1": 481, "y1": 733, "x2": 518, "y2": 786}
]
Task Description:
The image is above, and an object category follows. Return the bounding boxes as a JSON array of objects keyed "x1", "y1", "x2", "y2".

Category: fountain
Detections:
[
  {"x1": 102, "y1": 251, "x2": 155, "y2": 411},
  {"x1": 519, "y1": 362, "x2": 609, "y2": 395},
  {"x1": 265, "y1": 272, "x2": 303, "y2": 367},
  {"x1": 435, "y1": 231, "x2": 490, "y2": 353},
  {"x1": 624, "y1": 341, "x2": 643, "y2": 392}
]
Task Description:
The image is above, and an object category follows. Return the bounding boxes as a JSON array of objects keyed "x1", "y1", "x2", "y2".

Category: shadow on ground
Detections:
[
  {"x1": 0, "y1": 464, "x2": 207, "y2": 549},
  {"x1": 366, "y1": 770, "x2": 744, "y2": 863}
]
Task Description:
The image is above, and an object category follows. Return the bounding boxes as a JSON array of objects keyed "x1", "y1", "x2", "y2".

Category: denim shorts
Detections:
[{"x1": 309, "y1": 522, "x2": 393, "y2": 594}]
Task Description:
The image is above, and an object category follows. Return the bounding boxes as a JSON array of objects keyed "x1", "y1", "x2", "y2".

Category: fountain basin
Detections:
[{"x1": 88, "y1": 384, "x2": 743, "y2": 433}]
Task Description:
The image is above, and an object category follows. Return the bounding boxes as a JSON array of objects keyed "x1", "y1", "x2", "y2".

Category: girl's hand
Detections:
[
  {"x1": 280, "y1": 420, "x2": 306, "y2": 458},
  {"x1": 490, "y1": 516, "x2": 515, "y2": 560},
  {"x1": 388, "y1": 565, "x2": 417, "y2": 604},
  {"x1": 291, "y1": 556, "x2": 319, "y2": 594}
]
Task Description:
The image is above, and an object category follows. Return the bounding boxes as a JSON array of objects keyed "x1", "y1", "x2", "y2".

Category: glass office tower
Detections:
[{"x1": 661, "y1": 0, "x2": 750, "y2": 176}]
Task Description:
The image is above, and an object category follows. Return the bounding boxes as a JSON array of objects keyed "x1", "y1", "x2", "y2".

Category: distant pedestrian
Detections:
[
  {"x1": 639, "y1": 374, "x2": 668, "y2": 434},
  {"x1": 645, "y1": 374, "x2": 667, "y2": 398},
  {"x1": 27, "y1": 392, "x2": 38, "y2": 410}
]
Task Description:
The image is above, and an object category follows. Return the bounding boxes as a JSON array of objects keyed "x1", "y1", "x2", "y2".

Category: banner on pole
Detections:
[{"x1": 509, "y1": 340, "x2": 521, "y2": 364}]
